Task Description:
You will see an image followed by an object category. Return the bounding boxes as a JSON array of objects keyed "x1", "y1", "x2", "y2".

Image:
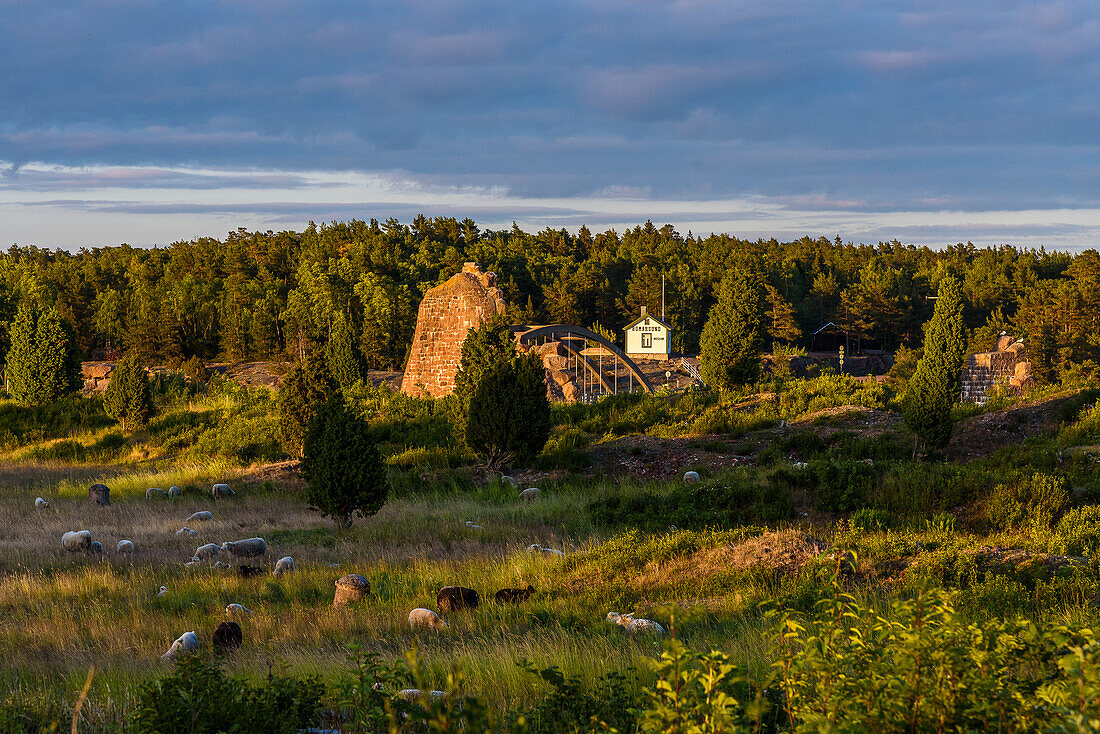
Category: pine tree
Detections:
[
  {"x1": 903, "y1": 276, "x2": 967, "y2": 455},
  {"x1": 326, "y1": 313, "x2": 366, "y2": 389},
  {"x1": 465, "y1": 351, "x2": 551, "y2": 467},
  {"x1": 302, "y1": 395, "x2": 388, "y2": 528},
  {"x1": 277, "y1": 351, "x2": 336, "y2": 457},
  {"x1": 6, "y1": 304, "x2": 82, "y2": 406},
  {"x1": 104, "y1": 353, "x2": 153, "y2": 430},
  {"x1": 699, "y1": 266, "x2": 766, "y2": 390}
]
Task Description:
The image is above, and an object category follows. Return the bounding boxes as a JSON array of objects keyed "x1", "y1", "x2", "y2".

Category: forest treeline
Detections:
[{"x1": 3, "y1": 216, "x2": 1099, "y2": 376}]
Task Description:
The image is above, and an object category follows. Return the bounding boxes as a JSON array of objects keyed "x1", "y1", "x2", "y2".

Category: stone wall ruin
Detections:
[{"x1": 961, "y1": 334, "x2": 1033, "y2": 404}]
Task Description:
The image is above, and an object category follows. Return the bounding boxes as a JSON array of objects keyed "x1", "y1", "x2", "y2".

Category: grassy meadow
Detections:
[{"x1": 3, "y1": 372, "x2": 1100, "y2": 730}]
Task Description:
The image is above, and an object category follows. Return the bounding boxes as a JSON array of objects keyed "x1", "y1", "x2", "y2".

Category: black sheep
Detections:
[
  {"x1": 237, "y1": 565, "x2": 264, "y2": 579},
  {"x1": 494, "y1": 585, "x2": 536, "y2": 603},
  {"x1": 437, "y1": 586, "x2": 479, "y2": 612},
  {"x1": 212, "y1": 621, "x2": 242, "y2": 653}
]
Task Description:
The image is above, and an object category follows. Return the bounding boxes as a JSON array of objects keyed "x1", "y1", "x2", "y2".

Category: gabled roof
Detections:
[
  {"x1": 811, "y1": 322, "x2": 846, "y2": 336},
  {"x1": 624, "y1": 313, "x2": 672, "y2": 331}
]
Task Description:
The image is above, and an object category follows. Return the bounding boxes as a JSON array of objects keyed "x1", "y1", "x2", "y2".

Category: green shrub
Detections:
[
  {"x1": 128, "y1": 655, "x2": 323, "y2": 734},
  {"x1": 104, "y1": 353, "x2": 154, "y2": 430},
  {"x1": 985, "y1": 472, "x2": 1069, "y2": 531},
  {"x1": 515, "y1": 661, "x2": 640, "y2": 734},
  {"x1": 466, "y1": 351, "x2": 551, "y2": 466},
  {"x1": 1053, "y1": 504, "x2": 1100, "y2": 555},
  {"x1": 811, "y1": 458, "x2": 876, "y2": 512},
  {"x1": 848, "y1": 507, "x2": 895, "y2": 533},
  {"x1": 302, "y1": 395, "x2": 389, "y2": 528},
  {"x1": 276, "y1": 352, "x2": 336, "y2": 457}
]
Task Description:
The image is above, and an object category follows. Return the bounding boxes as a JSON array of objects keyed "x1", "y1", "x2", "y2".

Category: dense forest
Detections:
[{"x1": 3, "y1": 216, "x2": 1099, "y2": 377}]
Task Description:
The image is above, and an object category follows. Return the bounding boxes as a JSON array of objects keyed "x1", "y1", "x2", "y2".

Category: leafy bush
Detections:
[
  {"x1": 810, "y1": 458, "x2": 877, "y2": 512},
  {"x1": 128, "y1": 655, "x2": 323, "y2": 734},
  {"x1": 984, "y1": 472, "x2": 1068, "y2": 531},
  {"x1": 848, "y1": 507, "x2": 895, "y2": 533},
  {"x1": 515, "y1": 661, "x2": 640, "y2": 734},
  {"x1": 1053, "y1": 504, "x2": 1100, "y2": 555}
]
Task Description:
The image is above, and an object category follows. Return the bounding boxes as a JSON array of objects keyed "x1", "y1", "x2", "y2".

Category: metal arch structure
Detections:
[{"x1": 515, "y1": 324, "x2": 655, "y2": 396}]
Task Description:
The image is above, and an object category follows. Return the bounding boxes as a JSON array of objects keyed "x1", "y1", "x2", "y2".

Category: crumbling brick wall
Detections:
[
  {"x1": 961, "y1": 335, "x2": 1031, "y2": 404},
  {"x1": 400, "y1": 263, "x2": 507, "y2": 398}
]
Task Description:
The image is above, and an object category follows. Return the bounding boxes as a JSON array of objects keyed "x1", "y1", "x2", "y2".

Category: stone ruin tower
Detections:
[
  {"x1": 960, "y1": 333, "x2": 1032, "y2": 404},
  {"x1": 400, "y1": 263, "x2": 507, "y2": 397}
]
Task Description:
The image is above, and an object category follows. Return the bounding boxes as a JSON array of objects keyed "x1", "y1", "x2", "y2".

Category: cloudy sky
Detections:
[{"x1": 2, "y1": 0, "x2": 1099, "y2": 250}]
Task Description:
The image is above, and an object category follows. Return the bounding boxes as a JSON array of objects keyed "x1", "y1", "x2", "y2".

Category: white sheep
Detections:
[
  {"x1": 526, "y1": 544, "x2": 565, "y2": 557},
  {"x1": 272, "y1": 556, "x2": 295, "y2": 577},
  {"x1": 226, "y1": 603, "x2": 253, "y2": 617},
  {"x1": 167, "y1": 486, "x2": 180, "y2": 499},
  {"x1": 184, "y1": 557, "x2": 202, "y2": 568},
  {"x1": 34, "y1": 497, "x2": 49, "y2": 509},
  {"x1": 194, "y1": 543, "x2": 220, "y2": 562},
  {"x1": 500, "y1": 476, "x2": 517, "y2": 488},
  {"x1": 607, "y1": 612, "x2": 665, "y2": 636},
  {"x1": 683, "y1": 471, "x2": 700, "y2": 483},
  {"x1": 157, "y1": 585, "x2": 168, "y2": 598},
  {"x1": 408, "y1": 608, "x2": 449, "y2": 630},
  {"x1": 175, "y1": 527, "x2": 197, "y2": 538},
  {"x1": 519, "y1": 487, "x2": 541, "y2": 501},
  {"x1": 146, "y1": 487, "x2": 167, "y2": 499},
  {"x1": 220, "y1": 537, "x2": 266, "y2": 560},
  {"x1": 211, "y1": 483, "x2": 236, "y2": 499},
  {"x1": 186, "y1": 511, "x2": 214, "y2": 522},
  {"x1": 116, "y1": 539, "x2": 134, "y2": 556},
  {"x1": 61, "y1": 530, "x2": 93, "y2": 553},
  {"x1": 465, "y1": 521, "x2": 484, "y2": 530},
  {"x1": 161, "y1": 631, "x2": 199, "y2": 662}
]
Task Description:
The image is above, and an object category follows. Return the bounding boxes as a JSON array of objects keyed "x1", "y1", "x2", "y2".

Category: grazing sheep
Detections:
[
  {"x1": 214, "y1": 561, "x2": 229, "y2": 569},
  {"x1": 519, "y1": 487, "x2": 541, "y2": 501},
  {"x1": 175, "y1": 527, "x2": 197, "y2": 538},
  {"x1": 157, "y1": 585, "x2": 168, "y2": 598},
  {"x1": 500, "y1": 476, "x2": 517, "y2": 488},
  {"x1": 161, "y1": 631, "x2": 199, "y2": 662},
  {"x1": 211, "y1": 483, "x2": 236, "y2": 499},
  {"x1": 494, "y1": 585, "x2": 535, "y2": 603},
  {"x1": 408, "y1": 608, "x2": 449, "y2": 630},
  {"x1": 184, "y1": 557, "x2": 203, "y2": 568},
  {"x1": 34, "y1": 497, "x2": 49, "y2": 509},
  {"x1": 437, "y1": 586, "x2": 479, "y2": 612},
  {"x1": 194, "y1": 543, "x2": 220, "y2": 562},
  {"x1": 464, "y1": 521, "x2": 484, "y2": 530},
  {"x1": 397, "y1": 689, "x2": 448, "y2": 702},
  {"x1": 212, "y1": 621, "x2": 243, "y2": 653},
  {"x1": 146, "y1": 487, "x2": 167, "y2": 499},
  {"x1": 683, "y1": 471, "x2": 700, "y2": 483},
  {"x1": 116, "y1": 539, "x2": 134, "y2": 556},
  {"x1": 607, "y1": 612, "x2": 665, "y2": 636},
  {"x1": 186, "y1": 511, "x2": 213, "y2": 522},
  {"x1": 61, "y1": 530, "x2": 93, "y2": 553},
  {"x1": 526, "y1": 544, "x2": 565, "y2": 557},
  {"x1": 236, "y1": 565, "x2": 264, "y2": 579},
  {"x1": 272, "y1": 556, "x2": 295, "y2": 577},
  {"x1": 89, "y1": 540, "x2": 104, "y2": 557},
  {"x1": 221, "y1": 537, "x2": 266, "y2": 561},
  {"x1": 225, "y1": 603, "x2": 253, "y2": 617},
  {"x1": 167, "y1": 486, "x2": 180, "y2": 499}
]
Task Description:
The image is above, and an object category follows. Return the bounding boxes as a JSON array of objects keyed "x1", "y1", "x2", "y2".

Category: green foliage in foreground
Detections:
[{"x1": 302, "y1": 395, "x2": 389, "y2": 528}]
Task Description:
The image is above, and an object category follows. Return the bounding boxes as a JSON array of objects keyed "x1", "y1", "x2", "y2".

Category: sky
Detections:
[{"x1": 2, "y1": 0, "x2": 1100, "y2": 251}]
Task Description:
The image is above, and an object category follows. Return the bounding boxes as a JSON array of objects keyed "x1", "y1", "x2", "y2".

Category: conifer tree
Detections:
[
  {"x1": 104, "y1": 353, "x2": 153, "y2": 430},
  {"x1": 451, "y1": 315, "x2": 517, "y2": 442},
  {"x1": 903, "y1": 276, "x2": 967, "y2": 455},
  {"x1": 6, "y1": 303, "x2": 82, "y2": 406},
  {"x1": 277, "y1": 351, "x2": 336, "y2": 457},
  {"x1": 465, "y1": 352, "x2": 551, "y2": 467},
  {"x1": 699, "y1": 266, "x2": 766, "y2": 390},
  {"x1": 302, "y1": 394, "x2": 388, "y2": 528},
  {"x1": 326, "y1": 313, "x2": 366, "y2": 389}
]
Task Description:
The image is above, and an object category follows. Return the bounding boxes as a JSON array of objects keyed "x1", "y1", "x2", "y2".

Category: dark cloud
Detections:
[{"x1": 2, "y1": 0, "x2": 1100, "y2": 246}]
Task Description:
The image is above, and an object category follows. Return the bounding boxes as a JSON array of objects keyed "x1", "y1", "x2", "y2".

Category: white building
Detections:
[{"x1": 624, "y1": 306, "x2": 671, "y2": 359}]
